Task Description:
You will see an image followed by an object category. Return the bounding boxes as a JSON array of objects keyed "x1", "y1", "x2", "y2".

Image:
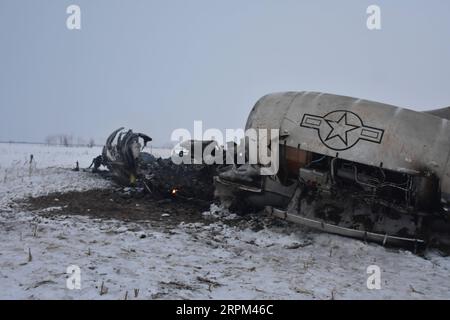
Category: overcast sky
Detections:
[{"x1": 1, "y1": 0, "x2": 450, "y2": 145}]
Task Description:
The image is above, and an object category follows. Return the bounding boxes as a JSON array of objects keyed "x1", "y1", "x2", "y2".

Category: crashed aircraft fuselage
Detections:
[
  {"x1": 215, "y1": 92, "x2": 450, "y2": 249},
  {"x1": 99, "y1": 91, "x2": 450, "y2": 249}
]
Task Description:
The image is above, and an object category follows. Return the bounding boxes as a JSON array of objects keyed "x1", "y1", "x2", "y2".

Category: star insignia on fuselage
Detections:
[
  {"x1": 324, "y1": 113, "x2": 360, "y2": 146},
  {"x1": 300, "y1": 110, "x2": 384, "y2": 151}
]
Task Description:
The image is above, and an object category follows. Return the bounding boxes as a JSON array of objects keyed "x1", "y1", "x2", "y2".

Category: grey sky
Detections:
[{"x1": 1, "y1": 0, "x2": 450, "y2": 145}]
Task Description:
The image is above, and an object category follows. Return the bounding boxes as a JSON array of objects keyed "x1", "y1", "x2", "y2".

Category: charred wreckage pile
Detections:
[
  {"x1": 90, "y1": 92, "x2": 450, "y2": 251},
  {"x1": 90, "y1": 127, "x2": 218, "y2": 205}
]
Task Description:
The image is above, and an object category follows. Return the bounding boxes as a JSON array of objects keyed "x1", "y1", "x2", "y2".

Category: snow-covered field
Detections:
[{"x1": 0, "y1": 142, "x2": 449, "y2": 299}]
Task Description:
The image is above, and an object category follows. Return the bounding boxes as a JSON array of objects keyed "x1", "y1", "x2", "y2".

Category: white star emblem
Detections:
[{"x1": 325, "y1": 113, "x2": 360, "y2": 145}]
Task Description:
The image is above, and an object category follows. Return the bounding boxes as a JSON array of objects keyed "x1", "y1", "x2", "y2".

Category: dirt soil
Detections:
[{"x1": 23, "y1": 188, "x2": 214, "y2": 228}]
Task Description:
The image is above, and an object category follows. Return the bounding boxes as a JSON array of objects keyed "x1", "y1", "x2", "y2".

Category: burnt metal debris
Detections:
[
  {"x1": 95, "y1": 128, "x2": 218, "y2": 205},
  {"x1": 92, "y1": 92, "x2": 450, "y2": 251}
]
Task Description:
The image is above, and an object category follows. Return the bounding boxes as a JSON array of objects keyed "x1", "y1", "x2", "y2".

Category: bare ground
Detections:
[{"x1": 22, "y1": 188, "x2": 212, "y2": 228}]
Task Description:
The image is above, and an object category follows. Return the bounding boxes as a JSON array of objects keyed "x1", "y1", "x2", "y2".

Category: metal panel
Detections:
[
  {"x1": 245, "y1": 92, "x2": 297, "y2": 133},
  {"x1": 269, "y1": 207, "x2": 424, "y2": 247},
  {"x1": 246, "y1": 91, "x2": 450, "y2": 196},
  {"x1": 425, "y1": 107, "x2": 450, "y2": 120}
]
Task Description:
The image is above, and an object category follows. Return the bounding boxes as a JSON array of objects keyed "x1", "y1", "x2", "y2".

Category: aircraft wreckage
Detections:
[{"x1": 93, "y1": 91, "x2": 450, "y2": 250}]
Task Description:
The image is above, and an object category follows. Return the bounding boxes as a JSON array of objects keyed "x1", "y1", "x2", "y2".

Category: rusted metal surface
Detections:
[{"x1": 283, "y1": 146, "x2": 312, "y2": 176}]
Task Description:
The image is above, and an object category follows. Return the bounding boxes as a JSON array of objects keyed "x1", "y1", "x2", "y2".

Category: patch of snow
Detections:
[
  {"x1": 0, "y1": 143, "x2": 449, "y2": 299},
  {"x1": 202, "y1": 204, "x2": 238, "y2": 220}
]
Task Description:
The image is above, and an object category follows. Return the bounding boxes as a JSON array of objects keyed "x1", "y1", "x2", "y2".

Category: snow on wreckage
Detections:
[{"x1": 91, "y1": 92, "x2": 450, "y2": 252}]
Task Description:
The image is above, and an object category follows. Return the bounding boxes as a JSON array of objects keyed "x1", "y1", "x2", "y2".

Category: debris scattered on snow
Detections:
[{"x1": 0, "y1": 143, "x2": 449, "y2": 299}]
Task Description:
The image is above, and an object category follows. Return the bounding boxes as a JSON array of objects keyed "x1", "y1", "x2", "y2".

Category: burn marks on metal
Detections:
[{"x1": 300, "y1": 110, "x2": 385, "y2": 151}]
